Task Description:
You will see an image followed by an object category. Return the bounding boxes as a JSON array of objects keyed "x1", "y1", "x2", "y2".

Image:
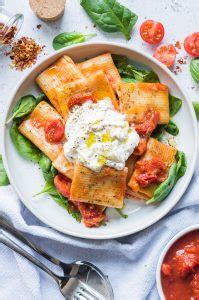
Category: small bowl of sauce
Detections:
[{"x1": 157, "y1": 225, "x2": 199, "y2": 300}]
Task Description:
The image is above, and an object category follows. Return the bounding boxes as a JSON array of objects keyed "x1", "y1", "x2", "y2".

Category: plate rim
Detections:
[{"x1": 2, "y1": 41, "x2": 198, "y2": 239}]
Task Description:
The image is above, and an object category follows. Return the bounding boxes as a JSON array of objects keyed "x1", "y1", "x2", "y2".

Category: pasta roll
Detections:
[
  {"x1": 70, "y1": 163, "x2": 128, "y2": 208},
  {"x1": 118, "y1": 82, "x2": 170, "y2": 124},
  {"x1": 77, "y1": 53, "x2": 121, "y2": 92}
]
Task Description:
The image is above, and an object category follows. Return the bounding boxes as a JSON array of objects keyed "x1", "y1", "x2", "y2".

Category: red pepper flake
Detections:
[
  {"x1": 7, "y1": 36, "x2": 43, "y2": 71},
  {"x1": 0, "y1": 23, "x2": 17, "y2": 45},
  {"x1": 36, "y1": 24, "x2": 42, "y2": 29},
  {"x1": 175, "y1": 41, "x2": 181, "y2": 49}
]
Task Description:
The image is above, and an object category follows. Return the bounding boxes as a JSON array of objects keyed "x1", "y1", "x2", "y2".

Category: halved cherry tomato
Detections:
[
  {"x1": 54, "y1": 174, "x2": 71, "y2": 198},
  {"x1": 68, "y1": 92, "x2": 95, "y2": 110},
  {"x1": 44, "y1": 119, "x2": 64, "y2": 143},
  {"x1": 153, "y1": 44, "x2": 176, "y2": 68},
  {"x1": 184, "y1": 32, "x2": 199, "y2": 57},
  {"x1": 140, "y1": 20, "x2": 164, "y2": 45}
]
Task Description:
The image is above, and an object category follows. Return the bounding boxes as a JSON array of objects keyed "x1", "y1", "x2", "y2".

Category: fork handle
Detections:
[
  {"x1": 0, "y1": 234, "x2": 60, "y2": 282},
  {"x1": 0, "y1": 215, "x2": 62, "y2": 266}
]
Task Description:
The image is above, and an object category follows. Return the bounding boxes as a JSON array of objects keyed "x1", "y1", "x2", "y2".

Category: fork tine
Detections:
[{"x1": 74, "y1": 281, "x2": 105, "y2": 300}]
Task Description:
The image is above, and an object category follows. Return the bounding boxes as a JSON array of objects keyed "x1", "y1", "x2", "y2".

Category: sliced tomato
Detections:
[
  {"x1": 44, "y1": 119, "x2": 64, "y2": 143},
  {"x1": 68, "y1": 92, "x2": 95, "y2": 110},
  {"x1": 184, "y1": 32, "x2": 199, "y2": 57},
  {"x1": 140, "y1": 20, "x2": 164, "y2": 45},
  {"x1": 153, "y1": 44, "x2": 176, "y2": 68},
  {"x1": 54, "y1": 174, "x2": 71, "y2": 198}
]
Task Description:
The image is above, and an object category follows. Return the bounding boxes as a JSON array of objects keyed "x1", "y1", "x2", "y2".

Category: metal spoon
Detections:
[{"x1": 0, "y1": 216, "x2": 114, "y2": 300}]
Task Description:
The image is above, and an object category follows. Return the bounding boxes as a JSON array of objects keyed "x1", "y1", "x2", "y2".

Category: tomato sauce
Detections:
[{"x1": 161, "y1": 230, "x2": 199, "y2": 300}]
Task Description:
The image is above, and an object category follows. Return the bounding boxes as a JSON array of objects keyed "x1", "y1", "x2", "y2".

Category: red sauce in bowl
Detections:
[{"x1": 161, "y1": 230, "x2": 199, "y2": 300}]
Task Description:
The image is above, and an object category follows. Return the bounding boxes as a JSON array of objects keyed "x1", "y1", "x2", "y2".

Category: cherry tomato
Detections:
[
  {"x1": 54, "y1": 174, "x2": 71, "y2": 198},
  {"x1": 44, "y1": 119, "x2": 64, "y2": 143},
  {"x1": 140, "y1": 20, "x2": 165, "y2": 45},
  {"x1": 153, "y1": 44, "x2": 177, "y2": 68},
  {"x1": 184, "y1": 32, "x2": 199, "y2": 57},
  {"x1": 68, "y1": 92, "x2": 95, "y2": 110}
]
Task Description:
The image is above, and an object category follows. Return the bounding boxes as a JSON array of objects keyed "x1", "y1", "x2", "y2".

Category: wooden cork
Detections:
[{"x1": 29, "y1": 0, "x2": 66, "y2": 22}]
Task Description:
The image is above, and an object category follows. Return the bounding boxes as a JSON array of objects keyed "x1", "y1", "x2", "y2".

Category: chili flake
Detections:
[
  {"x1": 0, "y1": 23, "x2": 17, "y2": 45},
  {"x1": 7, "y1": 36, "x2": 43, "y2": 71}
]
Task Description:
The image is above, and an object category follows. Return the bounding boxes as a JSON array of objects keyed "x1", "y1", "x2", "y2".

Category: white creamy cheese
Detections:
[{"x1": 64, "y1": 98, "x2": 140, "y2": 172}]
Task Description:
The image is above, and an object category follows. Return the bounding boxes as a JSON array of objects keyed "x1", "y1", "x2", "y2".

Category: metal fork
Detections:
[{"x1": 0, "y1": 216, "x2": 114, "y2": 300}]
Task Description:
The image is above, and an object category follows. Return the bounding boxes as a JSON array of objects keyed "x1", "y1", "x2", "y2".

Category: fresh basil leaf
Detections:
[
  {"x1": 169, "y1": 94, "x2": 182, "y2": 117},
  {"x1": 146, "y1": 163, "x2": 177, "y2": 205},
  {"x1": 10, "y1": 121, "x2": 41, "y2": 163},
  {"x1": 35, "y1": 181, "x2": 81, "y2": 222},
  {"x1": 39, "y1": 154, "x2": 57, "y2": 183},
  {"x1": 146, "y1": 151, "x2": 187, "y2": 205},
  {"x1": 53, "y1": 32, "x2": 96, "y2": 50},
  {"x1": 165, "y1": 120, "x2": 179, "y2": 136},
  {"x1": 121, "y1": 77, "x2": 137, "y2": 83},
  {"x1": 80, "y1": 0, "x2": 138, "y2": 40},
  {"x1": 113, "y1": 55, "x2": 159, "y2": 83},
  {"x1": 115, "y1": 208, "x2": 128, "y2": 219},
  {"x1": 193, "y1": 102, "x2": 199, "y2": 120},
  {"x1": 151, "y1": 125, "x2": 166, "y2": 141},
  {"x1": 175, "y1": 151, "x2": 187, "y2": 181},
  {"x1": 190, "y1": 58, "x2": 199, "y2": 83},
  {"x1": 6, "y1": 94, "x2": 45, "y2": 124},
  {"x1": 0, "y1": 155, "x2": 9, "y2": 186}
]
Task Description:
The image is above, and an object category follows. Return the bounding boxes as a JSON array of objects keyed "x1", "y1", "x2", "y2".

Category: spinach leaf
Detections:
[
  {"x1": 175, "y1": 151, "x2": 187, "y2": 181},
  {"x1": 193, "y1": 102, "x2": 199, "y2": 120},
  {"x1": 146, "y1": 151, "x2": 187, "y2": 204},
  {"x1": 113, "y1": 55, "x2": 160, "y2": 83},
  {"x1": 169, "y1": 94, "x2": 182, "y2": 117},
  {"x1": 10, "y1": 121, "x2": 41, "y2": 163},
  {"x1": 0, "y1": 155, "x2": 9, "y2": 186},
  {"x1": 190, "y1": 58, "x2": 199, "y2": 83},
  {"x1": 151, "y1": 125, "x2": 166, "y2": 141},
  {"x1": 35, "y1": 181, "x2": 81, "y2": 223},
  {"x1": 146, "y1": 162, "x2": 177, "y2": 205},
  {"x1": 6, "y1": 93, "x2": 45, "y2": 124},
  {"x1": 165, "y1": 120, "x2": 179, "y2": 136},
  {"x1": 115, "y1": 208, "x2": 128, "y2": 218},
  {"x1": 53, "y1": 32, "x2": 96, "y2": 50},
  {"x1": 80, "y1": 0, "x2": 138, "y2": 40},
  {"x1": 39, "y1": 154, "x2": 57, "y2": 183}
]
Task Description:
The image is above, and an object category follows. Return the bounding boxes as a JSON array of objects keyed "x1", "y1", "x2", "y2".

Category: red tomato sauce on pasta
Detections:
[{"x1": 161, "y1": 230, "x2": 199, "y2": 300}]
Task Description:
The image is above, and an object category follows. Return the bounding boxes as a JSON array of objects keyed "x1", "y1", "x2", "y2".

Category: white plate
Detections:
[{"x1": 2, "y1": 42, "x2": 197, "y2": 239}]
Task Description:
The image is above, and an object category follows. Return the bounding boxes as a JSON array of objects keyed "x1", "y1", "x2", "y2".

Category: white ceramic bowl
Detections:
[
  {"x1": 156, "y1": 225, "x2": 199, "y2": 299},
  {"x1": 2, "y1": 42, "x2": 197, "y2": 239}
]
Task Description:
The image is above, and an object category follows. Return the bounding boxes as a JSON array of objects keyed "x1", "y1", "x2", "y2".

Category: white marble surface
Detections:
[{"x1": 0, "y1": 1, "x2": 198, "y2": 299}]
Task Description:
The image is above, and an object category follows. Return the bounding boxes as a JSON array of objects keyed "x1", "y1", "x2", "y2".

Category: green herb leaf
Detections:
[
  {"x1": 165, "y1": 120, "x2": 179, "y2": 136},
  {"x1": 39, "y1": 154, "x2": 57, "y2": 183},
  {"x1": 151, "y1": 125, "x2": 166, "y2": 141},
  {"x1": 193, "y1": 102, "x2": 199, "y2": 120},
  {"x1": 113, "y1": 55, "x2": 160, "y2": 83},
  {"x1": 190, "y1": 58, "x2": 199, "y2": 83},
  {"x1": 146, "y1": 162, "x2": 177, "y2": 205},
  {"x1": 10, "y1": 121, "x2": 41, "y2": 163},
  {"x1": 169, "y1": 94, "x2": 182, "y2": 117},
  {"x1": 0, "y1": 155, "x2": 9, "y2": 186},
  {"x1": 35, "y1": 181, "x2": 81, "y2": 222},
  {"x1": 6, "y1": 94, "x2": 45, "y2": 124},
  {"x1": 53, "y1": 32, "x2": 96, "y2": 50},
  {"x1": 146, "y1": 151, "x2": 187, "y2": 205},
  {"x1": 115, "y1": 208, "x2": 128, "y2": 218},
  {"x1": 80, "y1": 0, "x2": 138, "y2": 40},
  {"x1": 175, "y1": 151, "x2": 187, "y2": 181}
]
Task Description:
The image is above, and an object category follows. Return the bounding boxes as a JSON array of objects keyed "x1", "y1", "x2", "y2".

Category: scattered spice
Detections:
[
  {"x1": 0, "y1": 23, "x2": 17, "y2": 45},
  {"x1": 7, "y1": 37, "x2": 43, "y2": 71},
  {"x1": 36, "y1": 24, "x2": 42, "y2": 29},
  {"x1": 177, "y1": 56, "x2": 187, "y2": 65},
  {"x1": 175, "y1": 41, "x2": 181, "y2": 49}
]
